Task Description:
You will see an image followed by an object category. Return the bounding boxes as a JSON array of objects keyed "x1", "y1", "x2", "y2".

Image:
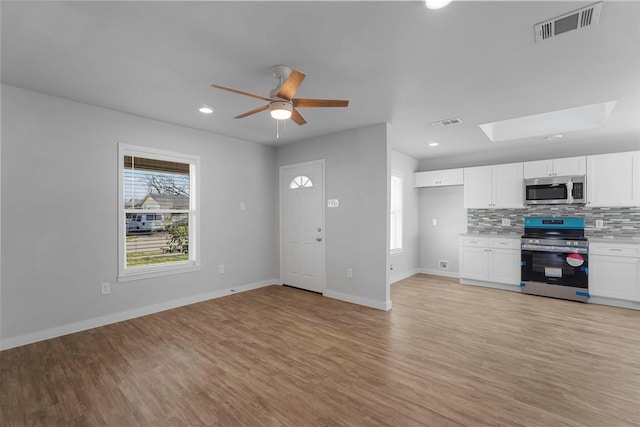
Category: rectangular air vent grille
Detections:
[
  {"x1": 534, "y1": 2, "x2": 602, "y2": 43},
  {"x1": 431, "y1": 117, "x2": 462, "y2": 127}
]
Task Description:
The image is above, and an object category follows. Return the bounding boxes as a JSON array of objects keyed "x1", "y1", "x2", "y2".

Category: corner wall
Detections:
[
  {"x1": 418, "y1": 185, "x2": 466, "y2": 276},
  {"x1": 1, "y1": 85, "x2": 279, "y2": 349},
  {"x1": 276, "y1": 124, "x2": 391, "y2": 309}
]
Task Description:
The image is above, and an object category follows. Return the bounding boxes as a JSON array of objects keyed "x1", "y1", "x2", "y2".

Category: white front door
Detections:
[{"x1": 280, "y1": 160, "x2": 325, "y2": 293}]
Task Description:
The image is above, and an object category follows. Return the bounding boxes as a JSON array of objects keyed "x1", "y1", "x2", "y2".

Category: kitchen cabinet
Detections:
[
  {"x1": 414, "y1": 168, "x2": 463, "y2": 187},
  {"x1": 587, "y1": 151, "x2": 640, "y2": 207},
  {"x1": 589, "y1": 242, "x2": 640, "y2": 302},
  {"x1": 459, "y1": 236, "x2": 520, "y2": 286},
  {"x1": 464, "y1": 162, "x2": 523, "y2": 209},
  {"x1": 523, "y1": 156, "x2": 586, "y2": 179}
]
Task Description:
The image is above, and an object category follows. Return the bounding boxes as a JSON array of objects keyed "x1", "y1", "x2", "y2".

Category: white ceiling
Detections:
[{"x1": 2, "y1": 1, "x2": 639, "y2": 166}]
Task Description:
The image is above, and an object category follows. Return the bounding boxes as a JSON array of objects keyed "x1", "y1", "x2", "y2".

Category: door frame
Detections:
[{"x1": 279, "y1": 159, "x2": 326, "y2": 294}]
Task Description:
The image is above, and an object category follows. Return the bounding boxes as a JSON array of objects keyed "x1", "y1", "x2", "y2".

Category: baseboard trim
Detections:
[
  {"x1": 0, "y1": 279, "x2": 279, "y2": 351},
  {"x1": 417, "y1": 268, "x2": 460, "y2": 279},
  {"x1": 323, "y1": 289, "x2": 391, "y2": 311},
  {"x1": 390, "y1": 269, "x2": 420, "y2": 284},
  {"x1": 459, "y1": 278, "x2": 520, "y2": 292},
  {"x1": 590, "y1": 296, "x2": 640, "y2": 311}
]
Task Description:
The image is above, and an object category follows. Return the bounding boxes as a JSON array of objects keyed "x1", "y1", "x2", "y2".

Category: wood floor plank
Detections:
[{"x1": 2, "y1": 274, "x2": 640, "y2": 426}]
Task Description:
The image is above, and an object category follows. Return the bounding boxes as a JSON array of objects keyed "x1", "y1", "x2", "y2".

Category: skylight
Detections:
[{"x1": 478, "y1": 101, "x2": 617, "y2": 142}]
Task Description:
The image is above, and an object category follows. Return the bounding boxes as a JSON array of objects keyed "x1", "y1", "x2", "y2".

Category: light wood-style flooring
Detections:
[{"x1": 2, "y1": 274, "x2": 640, "y2": 426}]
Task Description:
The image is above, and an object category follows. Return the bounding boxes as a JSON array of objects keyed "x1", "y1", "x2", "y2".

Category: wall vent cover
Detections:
[
  {"x1": 431, "y1": 117, "x2": 462, "y2": 127},
  {"x1": 535, "y1": 2, "x2": 602, "y2": 43}
]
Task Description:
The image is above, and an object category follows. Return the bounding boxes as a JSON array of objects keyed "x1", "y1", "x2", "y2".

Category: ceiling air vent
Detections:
[
  {"x1": 534, "y1": 2, "x2": 602, "y2": 43},
  {"x1": 431, "y1": 117, "x2": 463, "y2": 127}
]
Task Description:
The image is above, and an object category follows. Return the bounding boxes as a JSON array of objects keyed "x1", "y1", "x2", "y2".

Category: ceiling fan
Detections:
[{"x1": 211, "y1": 65, "x2": 349, "y2": 126}]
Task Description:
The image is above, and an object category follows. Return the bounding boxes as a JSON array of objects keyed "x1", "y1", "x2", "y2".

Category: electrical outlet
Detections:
[
  {"x1": 432, "y1": 218, "x2": 437, "y2": 226},
  {"x1": 595, "y1": 219, "x2": 604, "y2": 229},
  {"x1": 101, "y1": 282, "x2": 111, "y2": 295},
  {"x1": 439, "y1": 260, "x2": 449, "y2": 270},
  {"x1": 240, "y1": 202, "x2": 246, "y2": 211},
  {"x1": 502, "y1": 218, "x2": 511, "y2": 226},
  {"x1": 346, "y1": 268, "x2": 353, "y2": 278},
  {"x1": 219, "y1": 265, "x2": 225, "y2": 274}
]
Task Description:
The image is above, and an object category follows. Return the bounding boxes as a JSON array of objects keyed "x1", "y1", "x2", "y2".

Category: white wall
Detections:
[
  {"x1": 418, "y1": 185, "x2": 466, "y2": 276},
  {"x1": 390, "y1": 150, "x2": 419, "y2": 283},
  {"x1": 276, "y1": 124, "x2": 391, "y2": 309},
  {"x1": 0, "y1": 85, "x2": 279, "y2": 349}
]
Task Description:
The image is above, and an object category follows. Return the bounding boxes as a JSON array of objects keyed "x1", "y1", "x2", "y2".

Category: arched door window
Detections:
[{"x1": 289, "y1": 175, "x2": 313, "y2": 189}]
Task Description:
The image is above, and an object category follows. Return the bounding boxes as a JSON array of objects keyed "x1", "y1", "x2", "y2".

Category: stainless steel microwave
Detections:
[{"x1": 523, "y1": 176, "x2": 586, "y2": 205}]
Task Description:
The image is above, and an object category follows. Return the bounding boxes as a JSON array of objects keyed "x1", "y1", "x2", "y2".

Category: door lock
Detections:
[{"x1": 316, "y1": 237, "x2": 322, "y2": 242}]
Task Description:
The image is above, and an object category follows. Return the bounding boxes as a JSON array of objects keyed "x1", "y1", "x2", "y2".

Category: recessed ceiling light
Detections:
[
  {"x1": 478, "y1": 100, "x2": 617, "y2": 142},
  {"x1": 544, "y1": 134, "x2": 564, "y2": 141},
  {"x1": 198, "y1": 105, "x2": 215, "y2": 114},
  {"x1": 427, "y1": 141, "x2": 440, "y2": 147},
  {"x1": 425, "y1": 0, "x2": 452, "y2": 10}
]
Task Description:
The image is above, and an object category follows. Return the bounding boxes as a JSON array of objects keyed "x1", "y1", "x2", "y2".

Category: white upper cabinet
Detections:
[
  {"x1": 587, "y1": 151, "x2": 640, "y2": 207},
  {"x1": 464, "y1": 165, "x2": 493, "y2": 208},
  {"x1": 414, "y1": 168, "x2": 463, "y2": 187},
  {"x1": 464, "y1": 163, "x2": 523, "y2": 209},
  {"x1": 523, "y1": 156, "x2": 586, "y2": 179}
]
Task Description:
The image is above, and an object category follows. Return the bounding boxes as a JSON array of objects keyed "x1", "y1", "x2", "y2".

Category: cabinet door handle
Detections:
[{"x1": 608, "y1": 248, "x2": 623, "y2": 252}]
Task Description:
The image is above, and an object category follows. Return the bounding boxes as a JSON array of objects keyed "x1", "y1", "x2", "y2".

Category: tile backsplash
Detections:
[{"x1": 468, "y1": 206, "x2": 640, "y2": 239}]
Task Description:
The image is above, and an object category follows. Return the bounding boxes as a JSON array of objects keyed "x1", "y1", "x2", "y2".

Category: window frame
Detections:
[
  {"x1": 118, "y1": 143, "x2": 201, "y2": 282},
  {"x1": 390, "y1": 170, "x2": 404, "y2": 255}
]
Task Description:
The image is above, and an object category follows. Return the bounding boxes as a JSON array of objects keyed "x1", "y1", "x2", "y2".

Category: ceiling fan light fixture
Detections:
[
  {"x1": 425, "y1": 0, "x2": 452, "y2": 10},
  {"x1": 269, "y1": 101, "x2": 293, "y2": 120}
]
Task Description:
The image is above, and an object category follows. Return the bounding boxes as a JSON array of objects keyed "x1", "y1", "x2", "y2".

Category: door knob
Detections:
[{"x1": 316, "y1": 237, "x2": 322, "y2": 242}]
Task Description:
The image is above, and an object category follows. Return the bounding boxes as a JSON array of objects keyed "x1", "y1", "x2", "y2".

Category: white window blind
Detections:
[
  {"x1": 390, "y1": 171, "x2": 403, "y2": 253},
  {"x1": 118, "y1": 144, "x2": 200, "y2": 281}
]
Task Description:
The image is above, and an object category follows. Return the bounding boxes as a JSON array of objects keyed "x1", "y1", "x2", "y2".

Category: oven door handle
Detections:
[{"x1": 521, "y1": 245, "x2": 588, "y2": 254}]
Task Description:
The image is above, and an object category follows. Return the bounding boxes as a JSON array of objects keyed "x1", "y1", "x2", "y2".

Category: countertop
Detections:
[{"x1": 460, "y1": 232, "x2": 640, "y2": 244}]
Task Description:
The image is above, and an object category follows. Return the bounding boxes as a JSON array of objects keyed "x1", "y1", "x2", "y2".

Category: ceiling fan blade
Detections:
[
  {"x1": 293, "y1": 99, "x2": 349, "y2": 108},
  {"x1": 290, "y1": 109, "x2": 307, "y2": 126},
  {"x1": 234, "y1": 104, "x2": 269, "y2": 119},
  {"x1": 276, "y1": 70, "x2": 306, "y2": 100},
  {"x1": 211, "y1": 84, "x2": 271, "y2": 102}
]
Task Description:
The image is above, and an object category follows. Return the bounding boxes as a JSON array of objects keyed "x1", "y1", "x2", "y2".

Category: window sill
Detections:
[{"x1": 118, "y1": 262, "x2": 201, "y2": 283}]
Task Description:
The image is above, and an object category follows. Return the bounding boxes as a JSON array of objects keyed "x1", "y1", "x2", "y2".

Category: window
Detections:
[
  {"x1": 289, "y1": 175, "x2": 313, "y2": 189},
  {"x1": 390, "y1": 171, "x2": 403, "y2": 254},
  {"x1": 118, "y1": 144, "x2": 200, "y2": 281}
]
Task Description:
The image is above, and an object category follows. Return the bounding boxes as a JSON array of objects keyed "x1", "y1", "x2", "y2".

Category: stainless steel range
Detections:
[{"x1": 520, "y1": 217, "x2": 590, "y2": 303}]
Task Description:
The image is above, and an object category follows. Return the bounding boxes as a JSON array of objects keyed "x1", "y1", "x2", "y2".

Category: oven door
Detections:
[{"x1": 521, "y1": 249, "x2": 588, "y2": 289}]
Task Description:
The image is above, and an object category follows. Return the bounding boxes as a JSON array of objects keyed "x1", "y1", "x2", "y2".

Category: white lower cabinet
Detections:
[
  {"x1": 459, "y1": 236, "x2": 520, "y2": 286},
  {"x1": 589, "y1": 242, "x2": 640, "y2": 302}
]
